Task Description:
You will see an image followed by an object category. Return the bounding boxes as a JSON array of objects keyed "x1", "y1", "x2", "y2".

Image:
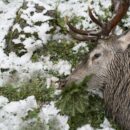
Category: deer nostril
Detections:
[{"x1": 58, "y1": 79, "x2": 67, "y2": 89}]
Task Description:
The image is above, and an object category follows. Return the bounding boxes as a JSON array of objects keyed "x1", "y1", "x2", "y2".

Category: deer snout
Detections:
[{"x1": 59, "y1": 77, "x2": 78, "y2": 88}]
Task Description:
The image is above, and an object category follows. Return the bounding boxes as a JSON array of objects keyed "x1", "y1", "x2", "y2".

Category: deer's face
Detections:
[
  {"x1": 64, "y1": 40, "x2": 116, "y2": 90},
  {"x1": 85, "y1": 40, "x2": 117, "y2": 90},
  {"x1": 63, "y1": 33, "x2": 130, "y2": 91}
]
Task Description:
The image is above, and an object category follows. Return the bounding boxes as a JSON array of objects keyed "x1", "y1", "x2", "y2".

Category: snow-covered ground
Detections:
[
  {"x1": 0, "y1": 96, "x2": 37, "y2": 130},
  {"x1": 0, "y1": 0, "x2": 23, "y2": 42},
  {"x1": 0, "y1": 0, "x2": 127, "y2": 85},
  {"x1": 0, "y1": 0, "x2": 72, "y2": 85},
  {"x1": 0, "y1": 0, "x2": 129, "y2": 129}
]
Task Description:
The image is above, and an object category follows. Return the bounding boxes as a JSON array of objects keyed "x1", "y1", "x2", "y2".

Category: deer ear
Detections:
[{"x1": 118, "y1": 31, "x2": 130, "y2": 51}]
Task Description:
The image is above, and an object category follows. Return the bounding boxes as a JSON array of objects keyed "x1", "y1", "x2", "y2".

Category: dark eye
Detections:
[{"x1": 93, "y1": 53, "x2": 101, "y2": 60}]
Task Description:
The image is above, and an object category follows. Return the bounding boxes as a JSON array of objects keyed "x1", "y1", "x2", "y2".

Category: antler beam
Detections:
[{"x1": 67, "y1": 0, "x2": 130, "y2": 41}]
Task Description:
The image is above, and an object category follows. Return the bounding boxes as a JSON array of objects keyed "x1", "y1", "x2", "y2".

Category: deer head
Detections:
[{"x1": 60, "y1": 0, "x2": 130, "y2": 92}]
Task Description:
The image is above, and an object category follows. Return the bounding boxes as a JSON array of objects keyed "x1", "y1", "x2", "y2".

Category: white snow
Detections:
[
  {"x1": 40, "y1": 102, "x2": 69, "y2": 130},
  {"x1": 12, "y1": 23, "x2": 22, "y2": 32},
  {"x1": 77, "y1": 124, "x2": 94, "y2": 130},
  {"x1": 77, "y1": 118, "x2": 115, "y2": 130},
  {"x1": 41, "y1": 56, "x2": 72, "y2": 75},
  {"x1": 0, "y1": 96, "x2": 37, "y2": 130},
  {"x1": 35, "y1": 22, "x2": 51, "y2": 43},
  {"x1": 0, "y1": 96, "x2": 8, "y2": 108},
  {"x1": 0, "y1": 0, "x2": 23, "y2": 43},
  {"x1": 72, "y1": 42, "x2": 89, "y2": 53},
  {"x1": 0, "y1": 0, "x2": 128, "y2": 129},
  {"x1": 54, "y1": 60, "x2": 72, "y2": 75},
  {"x1": 0, "y1": 0, "x2": 53, "y2": 85},
  {"x1": 99, "y1": 118, "x2": 115, "y2": 130}
]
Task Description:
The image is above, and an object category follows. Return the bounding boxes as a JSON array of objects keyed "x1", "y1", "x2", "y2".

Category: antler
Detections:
[{"x1": 67, "y1": 0, "x2": 130, "y2": 41}]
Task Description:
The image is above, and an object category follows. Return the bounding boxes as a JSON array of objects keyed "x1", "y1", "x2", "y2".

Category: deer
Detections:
[{"x1": 60, "y1": 0, "x2": 130, "y2": 130}]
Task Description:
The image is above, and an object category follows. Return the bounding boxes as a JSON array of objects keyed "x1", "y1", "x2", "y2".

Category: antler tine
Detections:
[
  {"x1": 67, "y1": 0, "x2": 129, "y2": 41},
  {"x1": 67, "y1": 22, "x2": 96, "y2": 35},
  {"x1": 88, "y1": 7, "x2": 103, "y2": 27},
  {"x1": 69, "y1": 29, "x2": 98, "y2": 41},
  {"x1": 88, "y1": 0, "x2": 129, "y2": 36},
  {"x1": 104, "y1": 0, "x2": 129, "y2": 36}
]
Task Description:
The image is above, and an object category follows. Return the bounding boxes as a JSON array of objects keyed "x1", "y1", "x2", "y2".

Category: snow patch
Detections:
[{"x1": 0, "y1": 96, "x2": 37, "y2": 130}]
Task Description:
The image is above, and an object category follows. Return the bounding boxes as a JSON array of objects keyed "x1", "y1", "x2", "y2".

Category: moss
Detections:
[
  {"x1": 22, "y1": 1, "x2": 28, "y2": 10},
  {"x1": 0, "y1": 76, "x2": 55, "y2": 103},
  {"x1": 31, "y1": 39, "x2": 89, "y2": 67},
  {"x1": 3, "y1": 1, "x2": 52, "y2": 57},
  {"x1": 4, "y1": 5, "x2": 28, "y2": 56},
  {"x1": 4, "y1": 27, "x2": 27, "y2": 56},
  {"x1": 35, "y1": 4, "x2": 45, "y2": 13},
  {"x1": 23, "y1": 120, "x2": 45, "y2": 130},
  {"x1": 34, "y1": 21, "x2": 43, "y2": 26},
  {"x1": 48, "y1": 9, "x2": 68, "y2": 34},
  {"x1": 0, "y1": 68, "x2": 9, "y2": 72},
  {"x1": 4, "y1": 41, "x2": 27, "y2": 56},
  {"x1": 69, "y1": 16, "x2": 85, "y2": 26},
  {"x1": 48, "y1": 117, "x2": 62, "y2": 130},
  {"x1": 23, "y1": 108, "x2": 40, "y2": 121}
]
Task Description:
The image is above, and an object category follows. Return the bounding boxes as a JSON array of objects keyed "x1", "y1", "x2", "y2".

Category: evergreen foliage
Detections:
[
  {"x1": 56, "y1": 75, "x2": 106, "y2": 129},
  {"x1": 0, "y1": 76, "x2": 55, "y2": 102}
]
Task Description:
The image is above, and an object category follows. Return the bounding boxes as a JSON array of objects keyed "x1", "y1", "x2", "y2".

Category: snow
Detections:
[
  {"x1": 40, "y1": 102, "x2": 69, "y2": 130},
  {"x1": 46, "y1": 76, "x2": 59, "y2": 88},
  {"x1": 77, "y1": 124, "x2": 94, "y2": 130},
  {"x1": 12, "y1": 23, "x2": 22, "y2": 32},
  {"x1": 54, "y1": 60, "x2": 72, "y2": 75},
  {"x1": 72, "y1": 42, "x2": 89, "y2": 53},
  {"x1": 42, "y1": 56, "x2": 72, "y2": 76},
  {"x1": 0, "y1": 96, "x2": 37, "y2": 130},
  {"x1": 0, "y1": 0, "x2": 129, "y2": 129},
  {"x1": 0, "y1": 0, "x2": 125, "y2": 87},
  {"x1": 0, "y1": 96, "x2": 8, "y2": 108},
  {"x1": 99, "y1": 118, "x2": 115, "y2": 130},
  {"x1": 0, "y1": 0, "x2": 23, "y2": 43},
  {"x1": 0, "y1": 0, "x2": 54, "y2": 85},
  {"x1": 20, "y1": 0, "x2": 52, "y2": 24},
  {"x1": 77, "y1": 118, "x2": 115, "y2": 130},
  {"x1": 41, "y1": 102, "x2": 60, "y2": 123},
  {"x1": 35, "y1": 22, "x2": 51, "y2": 43}
]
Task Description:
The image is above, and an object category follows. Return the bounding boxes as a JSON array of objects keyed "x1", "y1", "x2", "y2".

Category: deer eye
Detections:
[{"x1": 93, "y1": 53, "x2": 101, "y2": 59}]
